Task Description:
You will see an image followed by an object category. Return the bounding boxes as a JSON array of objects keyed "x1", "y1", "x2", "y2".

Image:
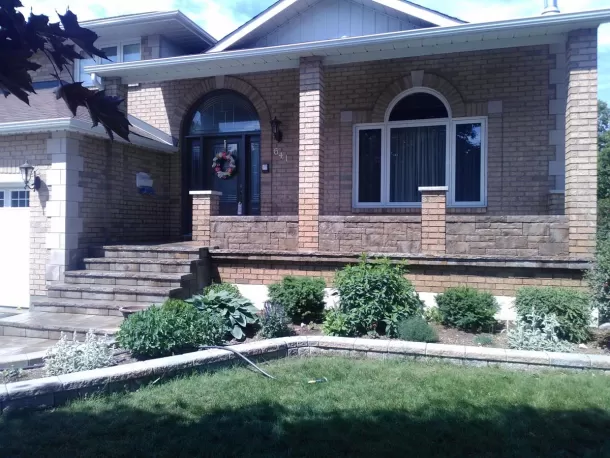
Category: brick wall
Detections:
[
  {"x1": 210, "y1": 216, "x2": 298, "y2": 250},
  {"x1": 446, "y1": 216, "x2": 569, "y2": 257},
  {"x1": 319, "y1": 216, "x2": 421, "y2": 252},
  {"x1": 0, "y1": 134, "x2": 52, "y2": 296}
]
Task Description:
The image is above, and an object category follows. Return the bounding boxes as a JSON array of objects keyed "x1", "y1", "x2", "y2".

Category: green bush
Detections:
[
  {"x1": 514, "y1": 287, "x2": 592, "y2": 343},
  {"x1": 473, "y1": 335, "x2": 494, "y2": 347},
  {"x1": 268, "y1": 276, "x2": 326, "y2": 323},
  {"x1": 329, "y1": 256, "x2": 423, "y2": 337},
  {"x1": 436, "y1": 287, "x2": 499, "y2": 332},
  {"x1": 423, "y1": 307, "x2": 443, "y2": 324},
  {"x1": 396, "y1": 317, "x2": 439, "y2": 343},
  {"x1": 322, "y1": 308, "x2": 354, "y2": 337},
  {"x1": 203, "y1": 282, "x2": 242, "y2": 297},
  {"x1": 117, "y1": 300, "x2": 224, "y2": 359},
  {"x1": 188, "y1": 291, "x2": 259, "y2": 341},
  {"x1": 588, "y1": 237, "x2": 610, "y2": 323},
  {"x1": 507, "y1": 310, "x2": 574, "y2": 352},
  {"x1": 259, "y1": 302, "x2": 291, "y2": 339}
]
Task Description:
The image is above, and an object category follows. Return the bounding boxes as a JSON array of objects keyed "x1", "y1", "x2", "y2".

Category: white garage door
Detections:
[{"x1": 0, "y1": 188, "x2": 30, "y2": 308}]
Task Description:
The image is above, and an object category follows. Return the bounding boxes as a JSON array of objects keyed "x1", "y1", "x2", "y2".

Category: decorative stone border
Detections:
[
  {"x1": 0, "y1": 350, "x2": 46, "y2": 370},
  {"x1": 2, "y1": 337, "x2": 609, "y2": 414}
]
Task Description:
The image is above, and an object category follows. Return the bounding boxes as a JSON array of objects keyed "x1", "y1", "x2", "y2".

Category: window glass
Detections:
[
  {"x1": 389, "y1": 93, "x2": 449, "y2": 121},
  {"x1": 100, "y1": 46, "x2": 118, "y2": 64},
  {"x1": 189, "y1": 91, "x2": 261, "y2": 134},
  {"x1": 0, "y1": 191, "x2": 4, "y2": 207},
  {"x1": 10, "y1": 190, "x2": 29, "y2": 208},
  {"x1": 390, "y1": 126, "x2": 446, "y2": 202},
  {"x1": 455, "y1": 123, "x2": 482, "y2": 202},
  {"x1": 123, "y1": 43, "x2": 141, "y2": 62},
  {"x1": 78, "y1": 54, "x2": 97, "y2": 86},
  {"x1": 358, "y1": 129, "x2": 382, "y2": 203}
]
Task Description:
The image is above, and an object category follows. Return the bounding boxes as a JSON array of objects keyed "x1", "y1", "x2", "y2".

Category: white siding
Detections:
[{"x1": 248, "y1": 0, "x2": 426, "y2": 49}]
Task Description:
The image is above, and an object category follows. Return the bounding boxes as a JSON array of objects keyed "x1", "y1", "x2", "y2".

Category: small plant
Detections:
[
  {"x1": 588, "y1": 238, "x2": 610, "y2": 324},
  {"x1": 44, "y1": 330, "x2": 114, "y2": 376},
  {"x1": 436, "y1": 287, "x2": 499, "y2": 332},
  {"x1": 322, "y1": 308, "x2": 354, "y2": 337},
  {"x1": 515, "y1": 287, "x2": 592, "y2": 343},
  {"x1": 473, "y1": 335, "x2": 494, "y2": 347},
  {"x1": 259, "y1": 302, "x2": 291, "y2": 339},
  {"x1": 268, "y1": 276, "x2": 326, "y2": 323},
  {"x1": 332, "y1": 256, "x2": 423, "y2": 337},
  {"x1": 397, "y1": 317, "x2": 439, "y2": 343},
  {"x1": 189, "y1": 291, "x2": 259, "y2": 340},
  {"x1": 1, "y1": 367, "x2": 23, "y2": 383},
  {"x1": 203, "y1": 282, "x2": 242, "y2": 297},
  {"x1": 117, "y1": 300, "x2": 224, "y2": 359},
  {"x1": 423, "y1": 307, "x2": 443, "y2": 324},
  {"x1": 508, "y1": 310, "x2": 574, "y2": 353}
]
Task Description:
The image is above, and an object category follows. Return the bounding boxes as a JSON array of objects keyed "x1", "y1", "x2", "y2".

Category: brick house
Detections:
[{"x1": 0, "y1": 1, "x2": 608, "y2": 338}]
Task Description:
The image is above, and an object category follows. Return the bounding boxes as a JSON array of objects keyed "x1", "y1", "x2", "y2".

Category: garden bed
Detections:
[{"x1": 3, "y1": 356, "x2": 610, "y2": 457}]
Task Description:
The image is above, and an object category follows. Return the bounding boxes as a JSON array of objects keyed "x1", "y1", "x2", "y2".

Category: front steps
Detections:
[{"x1": 1, "y1": 243, "x2": 210, "y2": 348}]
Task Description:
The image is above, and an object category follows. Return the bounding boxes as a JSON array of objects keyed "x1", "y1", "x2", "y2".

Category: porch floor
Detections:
[{"x1": 0, "y1": 336, "x2": 56, "y2": 358}]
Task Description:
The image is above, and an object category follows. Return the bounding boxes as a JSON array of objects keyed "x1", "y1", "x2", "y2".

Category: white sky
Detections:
[{"x1": 18, "y1": 0, "x2": 610, "y2": 100}]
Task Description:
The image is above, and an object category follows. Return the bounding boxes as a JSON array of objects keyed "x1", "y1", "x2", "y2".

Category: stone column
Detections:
[
  {"x1": 419, "y1": 186, "x2": 448, "y2": 255},
  {"x1": 298, "y1": 57, "x2": 324, "y2": 251},
  {"x1": 565, "y1": 29, "x2": 598, "y2": 258},
  {"x1": 190, "y1": 191, "x2": 221, "y2": 245},
  {"x1": 103, "y1": 76, "x2": 128, "y2": 114}
]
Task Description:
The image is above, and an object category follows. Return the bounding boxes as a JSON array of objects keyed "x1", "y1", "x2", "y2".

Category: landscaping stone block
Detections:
[
  {"x1": 426, "y1": 344, "x2": 466, "y2": 358},
  {"x1": 387, "y1": 340, "x2": 427, "y2": 356},
  {"x1": 588, "y1": 355, "x2": 610, "y2": 370},
  {"x1": 352, "y1": 339, "x2": 388, "y2": 353},
  {"x1": 464, "y1": 347, "x2": 507, "y2": 362},
  {"x1": 549, "y1": 352, "x2": 590, "y2": 368},
  {"x1": 505, "y1": 349, "x2": 550, "y2": 365},
  {"x1": 6, "y1": 376, "x2": 62, "y2": 400}
]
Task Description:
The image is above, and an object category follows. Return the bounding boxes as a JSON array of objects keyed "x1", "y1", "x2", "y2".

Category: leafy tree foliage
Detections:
[
  {"x1": 0, "y1": 1, "x2": 130, "y2": 140},
  {"x1": 599, "y1": 101, "x2": 610, "y2": 236}
]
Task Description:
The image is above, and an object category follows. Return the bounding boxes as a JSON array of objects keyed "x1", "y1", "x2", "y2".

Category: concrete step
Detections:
[
  {"x1": 84, "y1": 257, "x2": 196, "y2": 274},
  {"x1": 101, "y1": 244, "x2": 203, "y2": 260},
  {"x1": 30, "y1": 298, "x2": 154, "y2": 317},
  {"x1": 48, "y1": 283, "x2": 179, "y2": 303},
  {"x1": 0, "y1": 312, "x2": 123, "y2": 340},
  {"x1": 64, "y1": 270, "x2": 190, "y2": 288}
]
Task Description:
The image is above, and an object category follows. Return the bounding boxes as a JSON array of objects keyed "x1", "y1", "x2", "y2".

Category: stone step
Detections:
[
  {"x1": 101, "y1": 244, "x2": 203, "y2": 260},
  {"x1": 64, "y1": 270, "x2": 190, "y2": 289},
  {"x1": 48, "y1": 283, "x2": 179, "y2": 303},
  {"x1": 30, "y1": 298, "x2": 154, "y2": 317},
  {"x1": 0, "y1": 312, "x2": 123, "y2": 340},
  {"x1": 84, "y1": 257, "x2": 196, "y2": 274}
]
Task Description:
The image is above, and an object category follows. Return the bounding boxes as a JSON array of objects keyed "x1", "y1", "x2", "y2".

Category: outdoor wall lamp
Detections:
[
  {"x1": 19, "y1": 160, "x2": 41, "y2": 192},
  {"x1": 270, "y1": 117, "x2": 283, "y2": 143}
]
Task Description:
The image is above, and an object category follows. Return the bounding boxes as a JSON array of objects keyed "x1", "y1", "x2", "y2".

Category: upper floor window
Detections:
[
  {"x1": 76, "y1": 41, "x2": 141, "y2": 86},
  {"x1": 353, "y1": 89, "x2": 487, "y2": 208}
]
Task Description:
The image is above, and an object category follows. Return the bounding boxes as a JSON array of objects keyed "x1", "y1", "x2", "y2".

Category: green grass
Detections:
[{"x1": 2, "y1": 357, "x2": 610, "y2": 457}]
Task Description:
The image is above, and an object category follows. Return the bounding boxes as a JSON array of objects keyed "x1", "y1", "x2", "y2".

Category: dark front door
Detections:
[{"x1": 204, "y1": 136, "x2": 243, "y2": 215}]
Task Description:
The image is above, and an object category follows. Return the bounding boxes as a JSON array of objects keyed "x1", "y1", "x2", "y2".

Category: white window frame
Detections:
[
  {"x1": 352, "y1": 89, "x2": 488, "y2": 209},
  {"x1": 75, "y1": 39, "x2": 141, "y2": 85},
  {"x1": 0, "y1": 188, "x2": 30, "y2": 208}
]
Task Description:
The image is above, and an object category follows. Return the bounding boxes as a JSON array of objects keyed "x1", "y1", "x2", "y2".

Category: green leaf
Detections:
[{"x1": 231, "y1": 325, "x2": 244, "y2": 340}]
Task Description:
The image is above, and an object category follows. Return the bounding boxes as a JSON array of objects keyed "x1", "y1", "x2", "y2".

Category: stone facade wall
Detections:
[
  {"x1": 446, "y1": 216, "x2": 569, "y2": 257},
  {"x1": 210, "y1": 216, "x2": 298, "y2": 251},
  {"x1": 319, "y1": 216, "x2": 421, "y2": 253},
  {"x1": 0, "y1": 134, "x2": 52, "y2": 296}
]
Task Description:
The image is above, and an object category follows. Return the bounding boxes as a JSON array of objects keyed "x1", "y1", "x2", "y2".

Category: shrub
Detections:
[
  {"x1": 588, "y1": 237, "x2": 610, "y2": 324},
  {"x1": 515, "y1": 287, "x2": 592, "y2": 343},
  {"x1": 117, "y1": 300, "x2": 224, "y2": 359},
  {"x1": 268, "y1": 276, "x2": 326, "y2": 323},
  {"x1": 423, "y1": 307, "x2": 443, "y2": 324},
  {"x1": 436, "y1": 287, "x2": 499, "y2": 332},
  {"x1": 507, "y1": 310, "x2": 574, "y2": 353},
  {"x1": 189, "y1": 291, "x2": 259, "y2": 341},
  {"x1": 473, "y1": 335, "x2": 494, "y2": 347},
  {"x1": 322, "y1": 308, "x2": 354, "y2": 337},
  {"x1": 259, "y1": 302, "x2": 291, "y2": 339},
  {"x1": 332, "y1": 256, "x2": 423, "y2": 337},
  {"x1": 204, "y1": 282, "x2": 242, "y2": 297},
  {"x1": 397, "y1": 317, "x2": 439, "y2": 343},
  {"x1": 44, "y1": 330, "x2": 114, "y2": 376}
]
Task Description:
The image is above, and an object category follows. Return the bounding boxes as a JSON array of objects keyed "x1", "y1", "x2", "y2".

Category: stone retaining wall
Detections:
[
  {"x1": 446, "y1": 216, "x2": 569, "y2": 257},
  {"x1": 210, "y1": 216, "x2": 298, "y2": 251},
  {"x1": 3, "y1": 337, "x2": 610, "y2": 414}
]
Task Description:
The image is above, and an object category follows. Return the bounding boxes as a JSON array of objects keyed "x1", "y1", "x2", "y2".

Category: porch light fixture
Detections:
[
  {"x1": 270, "y1": 117, "x2": 283, "y2": 143},
  {"x1": 19, "y1": 160, "x2": 41, "y2": 192}
]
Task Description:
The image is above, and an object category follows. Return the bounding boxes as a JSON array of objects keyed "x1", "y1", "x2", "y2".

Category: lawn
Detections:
[{"x1": 2, "y1": 358, "x2": 610, "y2": 457}]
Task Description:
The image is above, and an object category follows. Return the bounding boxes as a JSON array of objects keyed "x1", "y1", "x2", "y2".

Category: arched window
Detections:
[
  {"x1": 188, "y1": 90, "x2": 261, "y2": 135},
  {"x1": 354, "y1": 89, "x2": 486, "y2": 208}
]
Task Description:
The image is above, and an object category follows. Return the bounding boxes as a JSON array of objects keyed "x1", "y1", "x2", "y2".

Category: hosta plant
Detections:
[
  {"x1": 44, "y1": 330, "x2": 114, "y2": 376},
  {"x1": 189, "y1": 291, "x2": 259, "y2": 340}
]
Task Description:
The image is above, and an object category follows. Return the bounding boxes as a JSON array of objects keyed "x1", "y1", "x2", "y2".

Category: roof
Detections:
[
  {"x1": 82, "y1": 11, "x2": 216, "y2": 53},
  {"x1": 86, "y1": 8, "x2": 610, "y2": 85},
  {"x1": 208, "y1": 0, "x2": 466, "y2": 53},
  {"x1": 0, "y1": 89, "x2": 176, "y2": 153}
]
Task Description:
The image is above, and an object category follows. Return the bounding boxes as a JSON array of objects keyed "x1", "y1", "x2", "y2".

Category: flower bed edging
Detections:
[{"x1": 2, "y1": 337, "x2": 610, "y2": 414}]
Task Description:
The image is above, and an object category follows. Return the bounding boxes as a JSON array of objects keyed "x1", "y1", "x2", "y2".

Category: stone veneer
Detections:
[
  {"x1": 210, "y1": 216, "x2": 298, "y2": 251},
  {"x1": 420, "y1": 187, "x2": 447, "y2": 255}
]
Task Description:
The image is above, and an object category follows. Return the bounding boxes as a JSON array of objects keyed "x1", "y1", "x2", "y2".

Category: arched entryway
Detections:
[{"x1": 182, "y1": 90, "x2": 262, "y2": 234}]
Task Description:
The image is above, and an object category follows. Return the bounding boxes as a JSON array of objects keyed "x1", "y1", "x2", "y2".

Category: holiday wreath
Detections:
[{"x1": 212, "y1": 151, "x2": 236, "y2": 179}]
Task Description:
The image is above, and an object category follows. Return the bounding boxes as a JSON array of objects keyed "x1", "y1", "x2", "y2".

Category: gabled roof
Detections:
[{"x1": 208, "y1": 0, "x2": 465, "y2": 53}]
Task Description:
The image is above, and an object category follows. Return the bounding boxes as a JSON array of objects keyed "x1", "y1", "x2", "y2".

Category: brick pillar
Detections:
[
  {"x1": 298, "y1": 57, "x2": 324, "y2": 251},
  {"x1": 419, "y1": 186, "x2": 448, "y2": 255},
  {"x1": 103, "y1": 77, "x2": 128, "y2": 114},
  {"x1": 190, "y1": 191, "x2": 221, "y2": 245},
  {"x1": 565, "y1": 29, "x2": 598, "y2": 258}
]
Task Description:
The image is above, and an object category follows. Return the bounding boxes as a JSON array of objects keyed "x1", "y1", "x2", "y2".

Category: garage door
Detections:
[{"x1": 0, "y1": 188, "x2": 30, "y2": 308}]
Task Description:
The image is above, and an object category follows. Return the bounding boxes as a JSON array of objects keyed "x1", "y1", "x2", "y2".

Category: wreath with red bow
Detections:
[{"x1": 212, "y1": 151, "x2": 236, "y2": 179}]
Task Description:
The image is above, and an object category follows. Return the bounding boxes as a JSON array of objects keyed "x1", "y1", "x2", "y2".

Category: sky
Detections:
[{"x1": 18, "y1": 0, "x2": 610, "y2": 101}]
